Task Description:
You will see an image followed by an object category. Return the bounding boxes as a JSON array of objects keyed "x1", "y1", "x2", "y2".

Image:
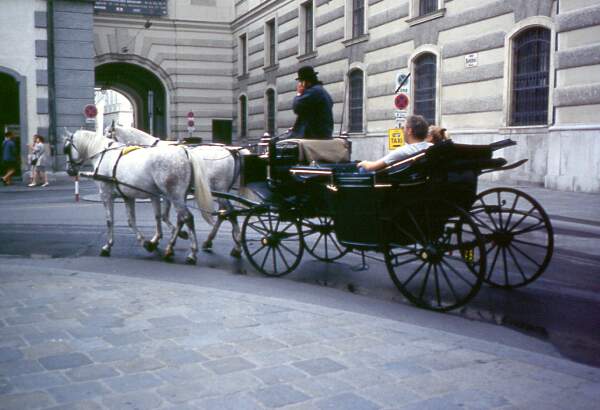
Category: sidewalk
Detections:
[{"x1": 1, "y1": 261, "x2": 599, "y2": 410}]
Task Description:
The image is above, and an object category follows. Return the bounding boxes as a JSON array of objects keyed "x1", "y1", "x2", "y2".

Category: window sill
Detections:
[
  {"x1": 237, "y1": 73, "x2": 249, "y2": 80},
  {"x1": 297, "y1": 51, "x2": 318, "y2": 62},
  {"x1": 499, "y1": 125, "x2": 550, "y2": 135},
  {"x1": 263, "y1": 64, "x2": 279, "y2": 73},
  {"x1": 406, "y1": 8, "x2": 445, "y2": 27},
  {"x1": 342, "y1": 34, "x2": 370, "y2": 47}
]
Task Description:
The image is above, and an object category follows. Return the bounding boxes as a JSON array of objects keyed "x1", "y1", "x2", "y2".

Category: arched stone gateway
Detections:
[{"x1": 95, "y1": 59, "x2": 170, "y2": 139}]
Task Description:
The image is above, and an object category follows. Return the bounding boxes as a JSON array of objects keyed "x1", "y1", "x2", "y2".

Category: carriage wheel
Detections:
[
  {"x1": 384, "y1": 202, "x2": 486, "y2": 312},
  {"x1": 469, "y1": 187, "x2": 553, "y2": 288},
  {"x1": 301, "y1": 216, "x2": 349, "y2": 262},
  {"x1": 241, "y1": 207, "x2": 304, "y2": 277}
]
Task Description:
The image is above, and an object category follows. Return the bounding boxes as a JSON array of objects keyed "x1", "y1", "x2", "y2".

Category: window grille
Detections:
[
  {"x1": 304, "y1": 2, "x2": 314, "y2": 53},
  {"x1": 349, "y1": 70, "x2": 364, "y2": 132},
  {"x1": 511, "y1": 27, "x2": 551, "y2": 126},
  {"x1": 266, "y1": 89, "x2": 276, "y2": 136},
  {"x1": 419, "y1": 0, "x2": 438, "y2": 16},
  {"x1": 266, "y1": 20, "x2": 276, "y2": 67},
  {"x1": 239, "y1": 95, "x2": 247, "y2": 138},
  {"x1": 352, "y1": 0, "x2": 365, "y2": 38},
  {"x1": 414, "y1": 53, "x2": 436, "y2": 125},
  {"x1": 239, "y1": 34, "x2": 247, "y2": 74}
]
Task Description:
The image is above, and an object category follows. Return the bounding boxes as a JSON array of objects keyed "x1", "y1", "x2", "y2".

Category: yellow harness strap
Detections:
[{"x1": 122, "y1": 146, "x2": 142, "y2": 156}]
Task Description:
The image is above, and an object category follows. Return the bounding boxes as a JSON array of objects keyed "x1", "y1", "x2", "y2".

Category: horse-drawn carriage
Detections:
[
  {"x1": 229, "y1": 135, "x2": 554, "y2": 312},
  {"x1": 64, "y1": 127, "x2": 553, "y2": 312}
]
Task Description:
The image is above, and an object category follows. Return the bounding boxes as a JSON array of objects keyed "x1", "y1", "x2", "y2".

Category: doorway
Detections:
[
  {"x1": 212, "y1": 119, "x2": 232, "y2": 145},
  {"x1": 0, "y1": 72, "x2": 22, "y2": 177}
]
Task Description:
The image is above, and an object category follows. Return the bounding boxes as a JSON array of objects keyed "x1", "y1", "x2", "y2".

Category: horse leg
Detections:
[
  {"x1": 124, "y1": 198, "x2": 150, "y2": 251},
  {"x1": 100, "y1": 185, "x2": 114, "y2": 257},
  {"x1": 202, "y1": 201, "x2": 225, "y2": 251},
  {"x1": 182, "y1": 209, "x2": 198, "y2": 265},
  {"x1": 226, "y1": 200, "x2": 242, "y2": 258},
  {"x1": 147, "y1": 198, "x2": 162, "y2": 252},
  {"x1": 163, "y1": 209, "x2": 183, "y2": 263},
  {"x1": 162, "y1": 200, "x2": 188, "y2": 240}
]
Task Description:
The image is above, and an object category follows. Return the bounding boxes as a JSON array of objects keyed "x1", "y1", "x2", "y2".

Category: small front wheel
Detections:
[
  {"x1": 301, "y1": 216, "x2": 349, "y2": 262},
  {"x1": 241, "y1": 207, "x2": 304, "y2": 277}
]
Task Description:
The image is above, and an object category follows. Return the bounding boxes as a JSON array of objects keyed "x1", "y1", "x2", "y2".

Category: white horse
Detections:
[
  {"x1": 63, "y1": 129, "x2": 214, "y2": 264},
  {"x1": 107, "y1": 125, "x2": 249, "y2": 257}
]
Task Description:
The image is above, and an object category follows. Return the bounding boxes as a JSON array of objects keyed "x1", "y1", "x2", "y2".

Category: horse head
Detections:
[{"x1": 63, "y1": 129, "x2": 86, "y2": 176}]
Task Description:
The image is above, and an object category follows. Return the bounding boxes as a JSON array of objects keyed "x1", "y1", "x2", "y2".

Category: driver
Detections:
[{"x1": 291, "y1": 66, "x2": 334, "y2": 140}]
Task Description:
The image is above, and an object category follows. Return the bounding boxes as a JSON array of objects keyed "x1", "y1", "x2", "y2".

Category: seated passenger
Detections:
[
  {"x1": 357, "y1": 115, "x2": 431, "y2": 172},
  {"x1": 427, "y1": 126, "x2": 448, "y2": 144}
]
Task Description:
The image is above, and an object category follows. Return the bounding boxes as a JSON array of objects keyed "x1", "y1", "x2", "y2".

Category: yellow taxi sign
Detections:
[{"x1": 388, "y1": 128, "x2": 405, "y2": 150}]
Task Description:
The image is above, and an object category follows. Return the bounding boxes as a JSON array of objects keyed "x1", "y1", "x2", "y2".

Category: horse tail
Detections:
[{"x1": 189, "y1": 151, "x2": 215, "y2": 225}]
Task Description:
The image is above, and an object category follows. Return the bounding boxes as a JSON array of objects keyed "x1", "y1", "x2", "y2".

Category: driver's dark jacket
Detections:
[{"x1": 291, "y1": 84, "x2": 333, "y2": 139}]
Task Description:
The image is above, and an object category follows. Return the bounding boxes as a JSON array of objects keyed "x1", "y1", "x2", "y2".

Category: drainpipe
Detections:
[{"x1": 47, "y1": 0, "x2": 57, "y2": 170}]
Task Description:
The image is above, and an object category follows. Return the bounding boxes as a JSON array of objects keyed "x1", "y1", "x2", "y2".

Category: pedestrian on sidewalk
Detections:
[
  {"x1": 28, "y1": 134, "x2": 49, "y2": 187},
  {"x1": 1, "y1": 131, "x2": 18, "y2": 186}
]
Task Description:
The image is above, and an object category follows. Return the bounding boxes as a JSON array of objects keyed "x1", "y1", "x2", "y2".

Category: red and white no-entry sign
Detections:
[
  {"x1": 394, "y1": 93, "x2": 409, "y2": 110},
  {"x1": 187, "y1": 111, "x2": 195, "y2": 133},
  {"x1": 84, "y1": 104, "x2": 98, "y2": 118}
]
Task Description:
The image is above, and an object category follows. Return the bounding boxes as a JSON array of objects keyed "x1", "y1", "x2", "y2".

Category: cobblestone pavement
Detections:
[{"x1": 1, "y1": 263, "x2": 599, "y2": 410}]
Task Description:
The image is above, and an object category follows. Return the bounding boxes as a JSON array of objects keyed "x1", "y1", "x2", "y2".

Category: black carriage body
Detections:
[{"x1": 295, "y1": 141, "x2": 495, "y2": 250}]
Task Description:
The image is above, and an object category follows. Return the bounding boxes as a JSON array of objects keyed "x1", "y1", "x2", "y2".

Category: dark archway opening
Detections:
[
  {"x1": 0, "y1": 72, "x2": 22, "y2": 176},
  {"x1": 95, "y1": 62, "x2": 167, "y2": 138}
]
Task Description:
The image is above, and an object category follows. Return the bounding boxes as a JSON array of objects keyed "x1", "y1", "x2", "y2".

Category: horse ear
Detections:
[{"x1": 63, "y1": 127, "x2": 73, "y2": 139}]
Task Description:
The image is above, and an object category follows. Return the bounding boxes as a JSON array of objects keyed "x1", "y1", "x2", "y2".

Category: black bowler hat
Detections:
[{"x1": 296, "y1": 66, "x2": 319, "y2": 82}]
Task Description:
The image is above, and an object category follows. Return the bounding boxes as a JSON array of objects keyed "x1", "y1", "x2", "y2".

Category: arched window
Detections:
[
  {"x1": 511, "y1": 27, "x2": 551, "y2": 126},
  {"x1": 349, "y1": 69, "x2": 364, "y2": 132},
  {"x1": 414, "y1": 53, "x2": 437, "y2": 125},
  {"x1": 266, "y1": 89, "x2": 276, "y2": 136},
  {"x1": 239, "y1": 95, "x2": 247, "y2": 138}
]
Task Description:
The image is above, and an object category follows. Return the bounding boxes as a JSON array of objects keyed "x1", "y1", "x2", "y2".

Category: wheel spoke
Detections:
[
  {"x1": 511, "y1": 238, "x2": 548, "y2": 249},
  {"x1": 503, "y1": 193, "x2": 520, "y2": 229},
  {"x1": 507, "y1": 206, "x2": 536, "y2": 232},
  {"x1": 418, "y1": 264, "x2": 433, "y2": 300},
  {"x1": 497, "y1": 191, "x2": 505, "y2": 230},
  {"x1": 440, "y1": 259, "x2": 475, "y2": 287},
  {"x1": 510, "y1": 219, "x2": 546, "y2": 235},
  {"x1": 401, "y1": 260, "x2": 427, "y2": 287},
  {"x1": 509, "y1": 242, "x2": 543, "y2": 268},
  {"x1": 502, "y1": 247, "x2": 509, "y2": 286},
  {"x1": 260, "y1": 246, "x2": 272, "y2": 270},
  {"x1": 486, "y1": 245, "x2": 501, "y2": 281},
  {"x1": 391, "y1": 255, "x2": 421, "y2": 269},
  {"x1": 433, "y1": 265, "x2": 441, "y2": 307},
  {"x1": 506, "y1": 244, "x2": 528, "y2": 283},
  {"x1": 478, "y1": 197, "x2": 501, "y2": 231},
  {"x1": 439, "y1": 263, "x2": 460, "y2": 303},
  {"x1": 249, "y1": 243, "x2": 267, "y2": 258}
]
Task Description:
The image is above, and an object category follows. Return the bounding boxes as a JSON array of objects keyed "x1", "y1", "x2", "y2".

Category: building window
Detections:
[
  {"x1": 300, "y1": 1, "x2": 314, "y2": 55},
  {"x1": 239, "y1": 34, "x2": 247, "y2": 75},
  {"x1": 511, "y1": 27, "x2": 551, "y2": 126},
  {"x1": 413, "y1": 53, "x2": 437, "y2": 125},
  {"x1": 349, "y1": 69, "x2": 364, "y2": 133},
  {"x1": 352, "y1": 0, "x2": 365, "y2": 38},
  {"x1": 419, "y1": 0, "x2": 438, "y2": 16},
  {"x1": 265, "y1": 19, "x2": 277, "y2": 67},
  {"x1": 239, "y1": 95, "x2": 247, "y2": 138},
  {"x1": 266, "y1": 89, "x2": 276, "y2": 136}
]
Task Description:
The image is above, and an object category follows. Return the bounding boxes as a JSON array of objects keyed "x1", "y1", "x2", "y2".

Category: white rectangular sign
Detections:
[{"x1": 465, "y1": 53, "x2": 478, "y2": 68}]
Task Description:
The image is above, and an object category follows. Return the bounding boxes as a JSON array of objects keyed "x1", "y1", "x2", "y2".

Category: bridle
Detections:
[{"x1": 63, "y1": 134, "x2": 86, "y2": 176}]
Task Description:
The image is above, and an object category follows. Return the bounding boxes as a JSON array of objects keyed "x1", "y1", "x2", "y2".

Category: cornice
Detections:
[
  {"x1": 231, "y1": 0, "x2": 295, "y2": 31},
  {"x1": 94, "y1": 15, "x2": 231, "y2": 33}
]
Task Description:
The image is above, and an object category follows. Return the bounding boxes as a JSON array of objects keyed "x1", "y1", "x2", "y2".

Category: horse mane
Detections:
[{"x1": 74, "y1": 130, "x2": 114, "y2": 159}]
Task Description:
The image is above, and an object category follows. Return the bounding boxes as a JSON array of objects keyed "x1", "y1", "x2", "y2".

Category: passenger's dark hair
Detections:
[{"x1": 405, "y1": 115, "x2": 429, "y2": 140}]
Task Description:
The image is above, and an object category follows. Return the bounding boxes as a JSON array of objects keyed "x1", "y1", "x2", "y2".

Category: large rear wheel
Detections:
[
  {"x1": 470, "y1": 187, "x2": 553, "y2": 288},
  {"x1": 241, "y1": 207, "x2": 303, "y2": 277},
  {"x1": 384, "y1": 201, "x2": 486, "y2": 312}
]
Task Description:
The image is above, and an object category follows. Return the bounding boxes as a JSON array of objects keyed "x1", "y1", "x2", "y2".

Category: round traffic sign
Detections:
[
  {"x1": 84, "y1": 104, "x2": 98, "y2": 118},
  {"x1": 187, "y1": 111, "x2": 194, "y2": 118},
  {"x1": 394, "y1": 93, "x2": 409, "y2": 110},
  {"x1": 187, "y1": 119, "x2": 195, "y2": 127}
]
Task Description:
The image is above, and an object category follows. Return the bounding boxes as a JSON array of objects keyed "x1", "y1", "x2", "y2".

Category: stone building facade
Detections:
[{"x1": 1, "y1": 0, "x2": 598, "y2": 192}]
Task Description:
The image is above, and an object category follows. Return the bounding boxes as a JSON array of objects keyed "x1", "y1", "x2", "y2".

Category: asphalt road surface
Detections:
[{"x1": 1, "y1": 180, "x2": 599, "y2": 368}]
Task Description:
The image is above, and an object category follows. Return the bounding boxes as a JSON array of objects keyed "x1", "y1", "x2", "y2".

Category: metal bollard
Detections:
[{"x1": 74, "y1": 175, "x2": 79, "y2": 202}]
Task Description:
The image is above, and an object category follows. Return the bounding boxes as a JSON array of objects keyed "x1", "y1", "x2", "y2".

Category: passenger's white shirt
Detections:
[{"x1": 381, "y1": 141, "x2": 432, "y2": 165}]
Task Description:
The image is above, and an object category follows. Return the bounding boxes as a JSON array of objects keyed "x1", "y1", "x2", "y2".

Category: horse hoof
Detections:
[
  {"x1": 143, "y1": 240, "x2": 157, "y2": 252},
  {"x1": 178, "y1": 230, "x2": 189, "y2": 240},
  {"x1": 163, "y1": 254, "x2": 174, "y2": 263},
  {"x1": 202, "y1": 241, "x2": 212, "y2": 250},
  {"x1": 100, "y1": 248, "x2": 110, "y2": 257},
  {"x1": 230, "y1": 248, "x2": 242, "y2": 258},
  {"x1": 185, "y1": 256, "x2": 197, "y2": 265}
]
